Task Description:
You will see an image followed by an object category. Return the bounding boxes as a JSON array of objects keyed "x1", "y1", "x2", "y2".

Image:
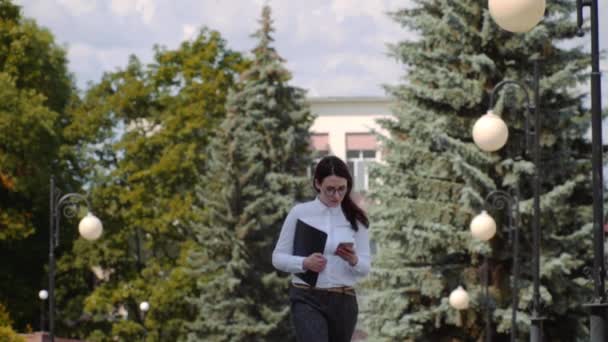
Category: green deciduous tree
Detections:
[
  {"x1": 56, "y1": 29, "x2": 248, "y2": 341},
  {"x1": 0, "y1": 0, "x2": 81, "y2": 331},
  {"x1": 363, "y1": 1, "x2": 592, "y2": 341},
  {"x1": 0, "y1": 0, "x2": 74, "y2": 240},
  {"x1": 185, "y1": 6, "x2": 313, "y2": 341}
]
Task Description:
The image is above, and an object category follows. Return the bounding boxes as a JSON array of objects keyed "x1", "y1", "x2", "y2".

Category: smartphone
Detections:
[{"x1": 337, "y1": 242, "x2": 354, "y2": 249}]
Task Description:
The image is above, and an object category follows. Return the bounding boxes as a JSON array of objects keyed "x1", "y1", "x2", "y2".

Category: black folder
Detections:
[{"x1": 293, "y1": 219, "x2": 327, "y2": 287}]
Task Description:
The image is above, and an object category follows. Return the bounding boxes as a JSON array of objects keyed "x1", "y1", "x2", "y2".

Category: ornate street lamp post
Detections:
[
  {"x1": 38, "y1": 289, "x2": 48, "y2": 332},
  {"x1": 472, "y1": 59, "x2": 542, "y2": 341},
  {"x1": 470, "y1": 190, "x2": 521, "y2": 342},
  {"x1": 576, "y1": 1, "x2": 607, "y2": 341},
  {"x1": 487, "y1": 0, "x2": 604, "y2": 339},
  {"x1": 140, "y1": 301, "x2": 150, "y2": 341},
  {"x1": 48, "y1": 176, "x2": 103, "y2": 342}
]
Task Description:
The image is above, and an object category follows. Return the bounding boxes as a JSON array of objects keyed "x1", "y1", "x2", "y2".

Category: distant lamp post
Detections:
[
  {"x1": 48, "y1": 176, "x2": 103, "y2": 342},
  {"x1": 139, "y1": 301, "x2": 150, "y2": 313},
  {"x1": 488, "y1": 0, "x2": 545, "y2": 33},
  {"x1": 38, "y1": 289, "x2": 49, "y2": 300},
  {"x1": 38, "y1": 290, "x2": 48, "y2": 332},
  {"x1": 140, "y1": 301, "x2": 150, "y2": 340},
  {"x1": 449, "y1": 286, "x2": 470, "y2": 310}
]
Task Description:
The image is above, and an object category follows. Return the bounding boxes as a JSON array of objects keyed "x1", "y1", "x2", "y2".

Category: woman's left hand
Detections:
[{"x1": 336, "y1": 243, "x2": 358, "y2": 266}]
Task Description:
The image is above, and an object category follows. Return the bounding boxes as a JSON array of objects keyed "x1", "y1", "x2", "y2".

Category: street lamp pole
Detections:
[
  {"x1": 48, "y1": 176, "x2": 103, "y2": 342},
  {"x1": 489, "y1": 190, "x2": 520, "y2": 342},
  {"x1": 487, "y1": 0, "x2": 604, "y2": 339},
  {"x1": 140, "y1": 301, "x2": 150, "y2": 341},
  {"x1": 472, "y1": 189, "x2": 521, "y2": 341},
  {"x1": 577, "y1": 1, "x2": 607, "y2": 340},
  {"x1": 472, "y1": 59, "x2": 542, "y2": 341},
  {"x1": 530, "y1": 61, "x2": 544, "y2": 342},
  {"x1": 481, "y1": 255, "x2": 492, "y2": 342},
  {"x1": 38, "y1": 290, "x2": 48, "y2": 332}
]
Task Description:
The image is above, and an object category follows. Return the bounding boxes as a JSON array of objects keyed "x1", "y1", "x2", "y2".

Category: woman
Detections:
[{"x1": 272, "y1": 155, "x2": 371, "y2": 342}]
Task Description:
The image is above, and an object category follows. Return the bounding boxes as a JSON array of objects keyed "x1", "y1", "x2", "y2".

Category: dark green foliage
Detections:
[
  {"x1": 0, "y1": 0, "x2": 81, "y2": 332},
  {"x1": 185, "y1": 6, "x2": 313, "y2": 341},
  {"x1": 363, "y1": 1, "x2": 592, "y2": 341},
  {"x1": 55, "y1": 29, "x2": 248, "y2": 341}
]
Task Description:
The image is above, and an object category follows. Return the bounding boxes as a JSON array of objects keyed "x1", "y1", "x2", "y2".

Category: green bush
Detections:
[
  {"x1": 0, "y1": 326, "x2": 26, "y2": 342},
  {"x1": 0, "y1": 303, "x2": 25, "y2": 342}
]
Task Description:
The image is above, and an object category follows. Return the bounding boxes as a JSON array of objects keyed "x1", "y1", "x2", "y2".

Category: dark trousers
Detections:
[{"x1": 289, "y1": 286, "x2": 358, "y2": 342}]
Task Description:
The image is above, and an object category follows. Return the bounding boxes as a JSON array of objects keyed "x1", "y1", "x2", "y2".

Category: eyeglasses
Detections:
[{"x1": 322, "y1": 186, "x2": 348, "y2": 197}]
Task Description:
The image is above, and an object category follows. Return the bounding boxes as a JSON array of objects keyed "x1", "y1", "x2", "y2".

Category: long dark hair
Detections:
[{"x1": 313, "y1": 156, "x2": 369, "y2": 231}]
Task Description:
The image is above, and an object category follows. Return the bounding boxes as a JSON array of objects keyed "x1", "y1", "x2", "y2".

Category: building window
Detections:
[
  {"x1": 346, "y1": 133, "x2": 377, "y2": 192},
  {"x1": 309, "y1": 133, "x2": 330, "y2": 177},
  {"x1": 346, "y1": 150, "x2": 376, "y2": 192}
]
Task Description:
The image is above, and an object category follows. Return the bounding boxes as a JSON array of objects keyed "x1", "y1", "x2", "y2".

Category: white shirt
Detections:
[{"x1": 272, "y1": 197, "x2": 371, "y2": 288}]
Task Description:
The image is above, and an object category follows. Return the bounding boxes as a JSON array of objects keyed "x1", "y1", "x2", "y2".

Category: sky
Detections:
[
  {"x1": 15, "y1": 0, "x2": 408, "y2": 97},
  {"x1": 13, "y1": 0, "x2": 608, "y2": 99}
]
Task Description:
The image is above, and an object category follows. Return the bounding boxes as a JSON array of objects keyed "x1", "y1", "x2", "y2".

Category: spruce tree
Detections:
[
  {"x1": 363, "y1": 1, "x2": 592, "y2": 340},
  {"x1": 185, "y1": 5, "x2": 313, "y2": 341}
]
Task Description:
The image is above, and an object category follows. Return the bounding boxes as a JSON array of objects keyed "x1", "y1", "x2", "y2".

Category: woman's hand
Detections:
[
  {"x1": 336, "y1": 243, "x2": 358, "y2": 266},
  {"x1": 303, "y1": 253, "x2": 327, "y2": 273}
]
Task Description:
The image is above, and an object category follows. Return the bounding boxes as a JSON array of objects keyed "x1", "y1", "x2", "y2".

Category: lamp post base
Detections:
[
  {"x1": 530, "y1": 315, "x2": 545, "y2": 342},
  {"x1": 584, "y1": 302, "x2": 608, "y2": 342}
]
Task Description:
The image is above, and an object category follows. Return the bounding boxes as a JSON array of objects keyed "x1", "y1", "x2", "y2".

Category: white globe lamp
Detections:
[
  {"x1": 472, "y1": 111, "x2": 509, "y2": 152},
  {"x1": 38, "y1": 289, "x2": 48, "y2": 300},
  {"x1": 470, "y1": 211, "x2": 497, "y2": 241},
  {"x1": 489, "y1": 0, "x2": 546, "y2": 33},
  {"x1": 140, "y1": 301, "x2": 150, "y2": 312},
  {"x1": 449, "y1": 286, "x2": 470, "y2": 310},
  {"x1": 78, "y1": 213, "x2": 103, "y2": 241}
]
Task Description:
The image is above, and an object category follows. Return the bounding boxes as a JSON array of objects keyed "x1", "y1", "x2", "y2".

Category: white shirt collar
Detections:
[
  {"x1": 313, "y1": 196, "x2": 327, "y2": 210},
  {"x1": 314, "y1": 196, "x2": 341, "y2": 213}
]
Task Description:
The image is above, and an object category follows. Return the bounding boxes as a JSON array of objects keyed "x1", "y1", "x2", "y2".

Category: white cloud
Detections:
[
  {"x1": 302, "y1": 74, "x2": 384, "y2": 97},
  {"x1": 196, "y1": 1, "x2": 258, "y2": 35},
  {"x1": 110, "y1": 0, "x2": 156, "y2": 24},
  {"x1": 182, "y1": 24, "x2": 196, "y2": 41},
  {"x1": 330, "y1": 0, "x2": 411, "y2": 22},
  {"x1": 109, "y1": 0, "x2": 132, "y2": 16},
  {"x1": 57, "y1": 0, "x2": 96, "y2": 16},
  {"x1": 18, "y1": 0, "x2": 410, "y2": 96},
  {"x1": 17, "y1": 0, "x2": 66, "y2": 23},
  {"x1": 313, "y1": 52, "x2": 400, "y2": 94},
  {"x1": 322, "y1": 53, "x2": 400, "y2": 77},
  {"x1": 331, "y1": 0, "x2": 386, "y2": 21},
  {"x1": 288, "y1": 50, "x2": 401, "y2": 96},
  {"x1": 294, "y1": 7, "x2": 346, "y2": 45},
  {"x1": 67, "y1": 42, "x2": 152, "y2": 85}
]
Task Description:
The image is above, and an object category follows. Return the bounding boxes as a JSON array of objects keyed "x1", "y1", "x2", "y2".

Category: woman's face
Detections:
[{"x1": 315, "y1": 175, "x2": 348, "y2": 207}]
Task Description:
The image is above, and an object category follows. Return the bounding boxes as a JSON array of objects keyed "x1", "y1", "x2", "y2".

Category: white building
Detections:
[{"x1": 307, "y1": 96, "x2": 394, "y2": 193}]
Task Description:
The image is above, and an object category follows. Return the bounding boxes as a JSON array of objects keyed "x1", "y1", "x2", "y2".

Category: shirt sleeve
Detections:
[
  {"x1": 350, "y1": 222, "x2": 371, "y2": 277},
  {"x1": 272, "y1": 206, "x2": 306, "y2": 274}
]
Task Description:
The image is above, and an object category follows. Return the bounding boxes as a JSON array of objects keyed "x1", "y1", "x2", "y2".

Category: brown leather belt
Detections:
[{"x1": 292, "y1": 283, "x2": 356, "y2": 296}]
